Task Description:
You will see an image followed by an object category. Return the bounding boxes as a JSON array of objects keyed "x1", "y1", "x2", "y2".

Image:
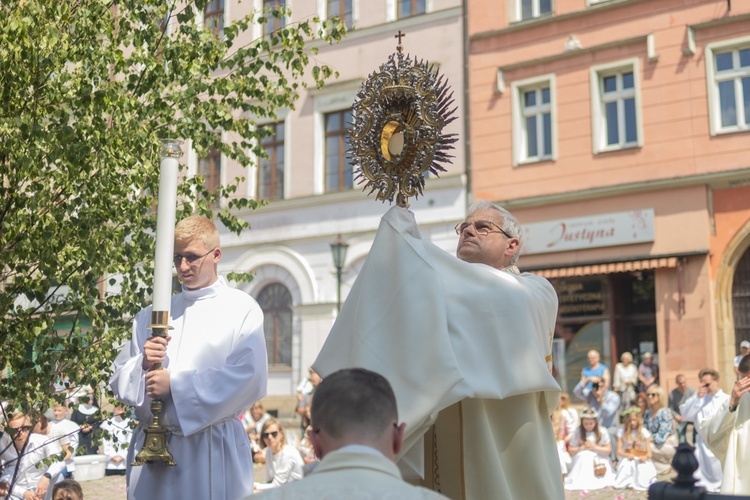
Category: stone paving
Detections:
[{"x1": 79, "y1": 473, "x2": 650, "y2": 499}]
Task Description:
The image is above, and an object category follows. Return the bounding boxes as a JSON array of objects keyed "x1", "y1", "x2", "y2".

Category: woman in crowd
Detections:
[
  {"x1": 613, "y1": 352, "x2": 639, "y2": 415},
  {"x1": 254, "y1": 418, "x2": 304, "y2": 491},
  {"x1": 635, "y1": 392, "x2": 649, "y2": 415},
  {"x1": 614, "y1": 407, "x2": 657, "y2": 490},
  {"x1": 643, "y1": 384, "x2": 678, "y2": 477},
  {"x1": 565, "y1": 408, "x2": 615, "y2": 490},
  {"x1": 559, "y1": 392, "x2": 579, "y2": 438},
  {"x1": 552, "y1": 404, "x2": 572, "y2": 479},
  {"x1": 243, "y1": 401, "x2": 271, "y2": 463},
  {"x1": 71, "y1": 395, "x2": 99, "y2": 455}
]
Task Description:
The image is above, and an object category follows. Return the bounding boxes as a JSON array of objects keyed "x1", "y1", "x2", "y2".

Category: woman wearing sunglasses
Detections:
[{"x1": 254, "y1": 418, "x2": 304, "y2": 491}]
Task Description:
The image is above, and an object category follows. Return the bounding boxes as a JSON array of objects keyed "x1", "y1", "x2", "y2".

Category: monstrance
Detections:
[{"x1": 349, "y1": 31, "x2": 458, "y2": 207}]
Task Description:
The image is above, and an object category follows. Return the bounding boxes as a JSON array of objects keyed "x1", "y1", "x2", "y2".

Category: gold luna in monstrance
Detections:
[{"x1": 349, "y1": 31, "x2": 458, "y2": 207}]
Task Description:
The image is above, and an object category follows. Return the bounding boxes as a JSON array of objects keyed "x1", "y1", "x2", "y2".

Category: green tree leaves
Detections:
[{"x1": 0, "y1": 0, "x2": 343, "y2": 416}]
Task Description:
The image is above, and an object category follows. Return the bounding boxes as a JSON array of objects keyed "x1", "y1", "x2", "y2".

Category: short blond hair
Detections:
[{"x1": 175, "y1": 215, "x2": 219, "y2": 250}]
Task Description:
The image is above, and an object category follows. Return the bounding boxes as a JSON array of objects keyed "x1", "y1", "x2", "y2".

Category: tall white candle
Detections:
[{"x1": 152, "y1": 140, "x2": 183, "y2": 312}]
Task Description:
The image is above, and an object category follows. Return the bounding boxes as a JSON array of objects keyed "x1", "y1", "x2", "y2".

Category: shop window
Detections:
[
  {"x1": 706, "y1": 39, "x2": 750, "y2": 135},
  {"x1": 257, "y1": 283, "x2": 293, "y2": 366},
  {"x1": 732, "y1": 246, "x2": 750, "y2": 348},
  {"x1": 551, "y1": 271, "x2": 656, "y2": 393}
]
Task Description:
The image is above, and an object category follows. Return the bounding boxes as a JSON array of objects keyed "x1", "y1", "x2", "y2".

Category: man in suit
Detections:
[{"x1": 253, "y1": 368, "x2": 446, "y2": 499}]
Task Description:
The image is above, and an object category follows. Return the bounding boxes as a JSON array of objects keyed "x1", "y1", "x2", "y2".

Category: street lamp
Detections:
[{"x1": 330, "y1": 235, "x2": 349, "y2": 313}]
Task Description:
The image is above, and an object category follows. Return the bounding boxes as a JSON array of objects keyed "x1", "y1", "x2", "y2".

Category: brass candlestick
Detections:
[{"x1": 132, "y1": 310, "x2": 177, "y2": 466}]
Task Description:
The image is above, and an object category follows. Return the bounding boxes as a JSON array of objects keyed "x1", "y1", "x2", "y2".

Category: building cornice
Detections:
[
  {"x1": 235, "y1": 173, "x2": 466, "y2": 216},
  {"x1": 689, "y1": 11, "x2": 750, "y2": 30},
  {"x1": 497, "y1": 34, "x2": 648, "y2": 73},
  {"x1": 500, "y1": 168, "x2": 750, "y2": 210},
  {"x1": 470, "y1": 0, "x2": 648, "y2": 42},
  {"x1": 311, "y1": 6, "x2": 463, "y2": 51}
]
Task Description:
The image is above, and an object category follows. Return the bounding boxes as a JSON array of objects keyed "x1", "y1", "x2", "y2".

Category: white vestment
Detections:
[
  {"x1": 680, "y1": 390, "x2": 730, "y2": 492},
  {"x1": 100, "y1": 416, "x2": 133, "y2": 472},
  {"x1": 252, "y1": 446, "x2": 448, "y2": 500},
  {"x1": 313, "y1": 207, "x2": 563, "y2": 500},
  {"x1": 702, "y1": 393, "x2": 750, "y2": 495},
  {"x1": 110, "y1": 277, "x2": 268, "y2": 500}
]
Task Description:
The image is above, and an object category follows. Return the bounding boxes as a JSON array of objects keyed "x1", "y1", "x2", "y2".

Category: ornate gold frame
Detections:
[{"x1": 349, "y1": 36, "x2": 458, "y2": 207}]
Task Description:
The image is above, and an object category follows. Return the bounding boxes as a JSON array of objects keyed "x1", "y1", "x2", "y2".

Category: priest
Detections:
[
  {"x1": 110, "y1": 215, "x2": 268, "y2": 499},
  {"x1": 314, "y1": 201, "x2": 564, "y2": 499},
  {"x1": 680, "y1": 368, "x2": 730, "y2": 492},
  {"x1": 703, "y1": 354, "x2": 750, "y2": 495}
]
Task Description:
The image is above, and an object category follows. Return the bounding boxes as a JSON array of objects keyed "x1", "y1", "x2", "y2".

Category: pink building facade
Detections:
[{"x1": 468, "y1": 0, "x2": 750, "y2": 393}]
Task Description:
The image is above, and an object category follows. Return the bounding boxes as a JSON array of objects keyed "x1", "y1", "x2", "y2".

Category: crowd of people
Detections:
[
  {"x1": 4, "y1": 206, "x2": 749, "y2": 499},
  {"x1": 555, "y1": 347, "x2": 750, "y2": 494},
  {"x1": 0, "y1": 379, "x2": 132, "y2": 499}
]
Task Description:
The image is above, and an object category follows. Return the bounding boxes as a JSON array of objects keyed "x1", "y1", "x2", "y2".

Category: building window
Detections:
[
  {"x1": 591, "y1": 60, "x2": 642, "y2": 153},
  {"x1": 324, "y1": 109, "x2": 353, "y2": 192},
  {"x1": 398, "y1": 0, "x2": 425, "y2": 19},
  {"x1": 204, "y1": 0, "x2": 224, "y2": 38},
  {"x1": 264, "y1": 0, "x2": 286, "y2": 36},
  {"x1": 258, "y1": 122, "x2": 284, "y2": 200},
  {"x1": 518, "y1": 0, "x2": 551, "y2": 21},
  {"x1": 707, "y1": 42, "x2": 750, "y2": 135},
  {"x1": 327, "y1": 0, "x2": 353, "y2": 29},
  {"x1": 257, "y1": 283, "x2": 293, "y2": 366},
  {"x1": 198, "y1": 143, "x2": 221, "y2": 201},
  {"x1": 513, "y1": 76, "x2": 555, "y2": 165}
]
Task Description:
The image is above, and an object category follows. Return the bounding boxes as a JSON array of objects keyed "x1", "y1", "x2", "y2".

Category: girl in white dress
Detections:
[
  {"x1": 565, "y1": 407, "x2": 615, "y2": 490},
  {"x1": 614, "y1": 407, "x2": 657, "y2": 490}
]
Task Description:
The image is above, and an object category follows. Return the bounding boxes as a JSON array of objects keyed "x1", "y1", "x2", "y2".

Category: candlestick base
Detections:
[
  {"x1": 131, "y1": 310, "x2": 177, "y2": 467},
  {"x1": 132, "y1": 398, "x2": 177, "y2": 466}
]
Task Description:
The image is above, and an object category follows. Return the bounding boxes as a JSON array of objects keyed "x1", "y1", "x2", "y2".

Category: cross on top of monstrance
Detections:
[
  {"x1": 348, "y1": 33, "x2": 458, "y2": 207},
  {"x1": 395, "y1": 30, "x2": 406, "y2": 52}
]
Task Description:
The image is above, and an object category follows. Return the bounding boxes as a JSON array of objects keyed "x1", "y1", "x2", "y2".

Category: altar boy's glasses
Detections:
[{"x1": 173, "y1": 248, "x2": 215, "y2": 267}]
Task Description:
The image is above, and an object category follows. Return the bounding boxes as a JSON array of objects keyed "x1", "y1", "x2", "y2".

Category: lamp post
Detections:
[{"x1": 330, "y1": 235, "x2": 349, "y2": 313}]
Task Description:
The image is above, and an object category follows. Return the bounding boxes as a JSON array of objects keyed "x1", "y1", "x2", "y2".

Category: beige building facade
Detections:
[
  {"x1": 185, "y1": 0, "x2": 468, "y2": 396},
  {"x1": 468, "y1": 0, "x2": 750, "y2": 393}
]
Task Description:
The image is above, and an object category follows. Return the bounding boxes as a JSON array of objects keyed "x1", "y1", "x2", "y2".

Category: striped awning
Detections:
[{"x1": 527, "y1": 257, "x2": 679, "y2": 279}]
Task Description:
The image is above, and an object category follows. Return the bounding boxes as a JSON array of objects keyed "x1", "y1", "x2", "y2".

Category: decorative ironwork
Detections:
[{"x1": 349, "y1": 34, "x2": 458, "y2": 207}]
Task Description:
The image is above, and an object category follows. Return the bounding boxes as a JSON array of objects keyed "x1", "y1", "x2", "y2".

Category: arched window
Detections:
[
  {"x1": 257, "y1": 283, "x2": 292, "y2": 366},
  {"x1": 732, "y1": 247, "x2": 750, "y2": 349}
]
